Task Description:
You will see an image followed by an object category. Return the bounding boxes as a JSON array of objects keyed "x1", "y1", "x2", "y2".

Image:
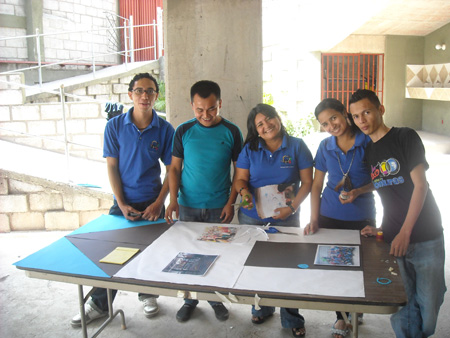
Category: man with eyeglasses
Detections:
[
  {"x1": 165, "y1": 80, "x2": 243, "y2": 323},
  {"x1": 71, "y1": 73, "x2": 175, "y2": 327}
]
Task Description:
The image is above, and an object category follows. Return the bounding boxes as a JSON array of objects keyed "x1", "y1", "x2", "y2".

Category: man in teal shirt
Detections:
[{"x1": 165, "y1": 80, "x2": 243, "y2": 322}]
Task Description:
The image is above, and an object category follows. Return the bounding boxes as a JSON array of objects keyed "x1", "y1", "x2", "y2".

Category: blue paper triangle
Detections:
[{"x1": 14, "y1": 237, "x2": 109, "y2": 278}]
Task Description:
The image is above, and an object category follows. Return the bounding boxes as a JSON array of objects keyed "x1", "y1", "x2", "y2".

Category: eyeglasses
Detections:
[{"x1": 132, "y1": 88, "x2": 158, "y2": 96}]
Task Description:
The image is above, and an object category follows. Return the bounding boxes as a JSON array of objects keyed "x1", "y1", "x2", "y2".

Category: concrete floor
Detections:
[{"x1": 1, "y1": 132, "x2": 450, "y2": 337}]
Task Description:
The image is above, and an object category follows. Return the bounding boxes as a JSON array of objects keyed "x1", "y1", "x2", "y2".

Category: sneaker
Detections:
[
  {"x1": 142, "y1": 297, "x2": 159, "y2": 318},
  {"x1": 70, "y1": 303, "x2": 106, "y2": 328},
  {"x1": 176, "y1": 303, "x2": 196, "y2": 322},
  {"x1": 212, "y1": 303, "x2": 229, "y2": 321}
]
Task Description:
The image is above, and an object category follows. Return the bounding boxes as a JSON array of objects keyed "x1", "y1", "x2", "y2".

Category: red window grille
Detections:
[
  {"x1": 321, "y1": 53, "x2": 384, "y2": 109},
  {"x1": 119, "y1": 0, "x2": 163, "y2": 62}
]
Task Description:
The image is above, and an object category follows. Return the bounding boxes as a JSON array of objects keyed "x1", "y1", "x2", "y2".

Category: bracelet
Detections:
[
  {"x1": 288, "y1": 204, "x2": 296, "y2": 214},
  {"x1": 239, "y1": 187, "x2": 248, "y2": 196}
]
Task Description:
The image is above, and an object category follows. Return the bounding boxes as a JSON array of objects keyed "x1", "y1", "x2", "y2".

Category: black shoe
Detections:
[
  {"x1": 212, "y1": 303, "x2": 229, "y2": 321},
  {"x1": 176, "y1": 304, "x2": 196, "y2": 322}
]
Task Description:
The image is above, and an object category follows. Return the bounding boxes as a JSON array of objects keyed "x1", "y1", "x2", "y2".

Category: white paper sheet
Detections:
[
  {"x1": 114, "y1": 222, "x2": 263, "y2": 287},
  {"x1": 234, "y1": 266, "x2": 365, "y2": 298},
  {"x1": 114, "y1": 223, "x2": 365, "y2": 298},
  {"x1": 267, "y1": 228, "x2": 361, "y2": 244}
]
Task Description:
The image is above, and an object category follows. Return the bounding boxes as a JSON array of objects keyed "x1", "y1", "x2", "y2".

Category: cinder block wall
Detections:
[
  {"x1": 0, "y1": 170, "x2": 113, "y2": 232},
  {"x1": 0, "y1": 0, "x2": 118, "y2": 64},
  {"x1": 0, "y1": 99, "x2": 107, "y2": 161},
  {"x1": 0, "y1": 73, "x2": 140, "y2": 162},
  {"x1": 0, "y1": 66, "x2": 159, "y2": 231}
]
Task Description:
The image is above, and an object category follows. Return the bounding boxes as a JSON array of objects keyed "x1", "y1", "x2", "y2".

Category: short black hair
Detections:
[
  {"x1": 128, "y1": 73, "x2": 159, "y2": 93},
  {"x1": 190, "y1": 80, "x2": 221, "y2": 102},
  {"x1": 349, "y1": 89, "x2": 381, "y2": 108}
]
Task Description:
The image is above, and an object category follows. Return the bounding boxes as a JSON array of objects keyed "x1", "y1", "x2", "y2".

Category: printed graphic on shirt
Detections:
[
  {"x1": 281, "y1": 154, "x2": 293, "y2": 168},
  {"x1": 371, "y1": 157, "x2": 404, "y2": 189},
  {"x1": 150, "y1": 140, "x2": 159, "y2": 151}
]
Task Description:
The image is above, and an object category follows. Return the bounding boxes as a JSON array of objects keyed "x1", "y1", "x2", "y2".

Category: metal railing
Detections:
[
  {"x1": 0, "y1": 12, "x2": 163, "y2": 87},
  {"x1": 0, "y1": 12, "x2": 164, "y2": 185}
]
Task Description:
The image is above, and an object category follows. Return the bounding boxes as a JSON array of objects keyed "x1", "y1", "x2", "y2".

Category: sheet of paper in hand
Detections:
[
  {"x1": 314, "y1": 245, "x2": 360, "y2": 267},
  {"x1": 162, "y1": 252, "x2": 219, "y2": 276},
  {"x1": 255, "y1": 183, "x2": 294, "y2": 219}
]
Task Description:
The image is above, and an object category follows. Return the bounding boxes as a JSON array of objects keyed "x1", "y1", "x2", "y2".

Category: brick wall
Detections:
[
  {"x1": 0, "y1": 71, "x2": 152, "y2": 161},
  {"x1": 0, "y1": 169, "x2": 113, "y2": 232},
  {"x1": 0, "y1": 0, "x2": 118, "y2": 64},
  {"x1": 0, "y1": 0, "x2": 27, "y2": 60},
  {"x1": 0, "y1": 96, "x2": 107, "y2": 161},
  {"x1": 42, "y1": 0, "x2": 118, "y2": 64}
]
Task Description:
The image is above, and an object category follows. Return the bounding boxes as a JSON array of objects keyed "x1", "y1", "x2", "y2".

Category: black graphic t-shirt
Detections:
[{"x1": 365, "y1": 127, "x2": 442, "y2": 244}]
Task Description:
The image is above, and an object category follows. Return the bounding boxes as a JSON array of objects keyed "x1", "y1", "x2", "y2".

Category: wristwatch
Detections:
[{"x1": 288, "y1": 204, "x2": 296, "y2": 214}]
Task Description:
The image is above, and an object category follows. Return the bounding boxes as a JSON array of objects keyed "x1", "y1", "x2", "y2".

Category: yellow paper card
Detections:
[{"x1": 99, "y1": 247, "x2": 140, "y2": 265}]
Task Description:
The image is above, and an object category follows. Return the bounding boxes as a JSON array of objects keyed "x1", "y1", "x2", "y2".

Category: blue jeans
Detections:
[
  {"x1": 238, "y1": 209, "x2": 300, "y2": 227},
  {"x1": 91, "y1": 199, "x2": 163, "y2": 312},
  {"x1": 179, "y1": 205, "x2": 223, "y2": 223},
  {"x1": 179, "y1": 204, "x2": 224, "y2": 308},
  {"x1": 251, "y1": 305, "x2": 305, "y2": 329},
  {"x1": 390, "y1": 235, "x2": 446, "y2": 338}
]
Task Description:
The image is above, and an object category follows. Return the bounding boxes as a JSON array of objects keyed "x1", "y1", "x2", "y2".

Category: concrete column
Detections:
[
  {"x1": 25, "y1": 0, "x2": 44, "y2": 61},
  {"x1": 163, "y1": 0, "x2": 263, "y2": 136}
]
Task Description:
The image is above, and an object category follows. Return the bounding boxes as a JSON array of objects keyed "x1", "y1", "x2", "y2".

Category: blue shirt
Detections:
[
  {"x1": 236, "y1": 135, "x2": 313, "y2": 222},
  {"x1": 314, "y1": 131, "x2": 375, "y2": 221},
  {"x1": 172, "y1": 117, "x2": 243, "y2": 209},
  {"x1": 103, "y1": 108, "x2": 175, "y2": 203}
]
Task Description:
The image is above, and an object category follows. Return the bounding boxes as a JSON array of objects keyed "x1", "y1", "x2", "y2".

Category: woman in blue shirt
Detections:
[
  {"x1": 304, "y1": 98, "x2": 375, "y2": 338},
  {"x1": 235, "y1": 103, "x2": 313, "y2": 337}
]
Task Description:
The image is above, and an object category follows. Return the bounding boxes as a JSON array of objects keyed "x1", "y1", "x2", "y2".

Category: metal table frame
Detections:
[{"x1": 18, "y1": 230, "x2": 406, "y2": 338}]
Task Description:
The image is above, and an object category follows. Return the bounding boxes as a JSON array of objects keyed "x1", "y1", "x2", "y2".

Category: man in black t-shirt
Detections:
[{"x1": 349, "y1": 89, "x2": 446, "y2": 338}]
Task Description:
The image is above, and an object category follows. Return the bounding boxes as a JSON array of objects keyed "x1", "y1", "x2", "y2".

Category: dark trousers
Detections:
[{"x1": 91, "y1": 198, "x2": 164, "y2": 311}]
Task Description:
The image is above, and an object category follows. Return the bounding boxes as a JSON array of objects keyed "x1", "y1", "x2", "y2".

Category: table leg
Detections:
[
  {"x1": 339, "y1": 311, "x2": 359, "y2": 338},
  {"x1": 346, "y1": 312, "x2": 359, "y2": 338},
  {"x1": 77, "y1": 285, "x2": 88, "y2": 338},
  {"x1": 90, "y1": 288, "x2": 126, "y2": 338}
]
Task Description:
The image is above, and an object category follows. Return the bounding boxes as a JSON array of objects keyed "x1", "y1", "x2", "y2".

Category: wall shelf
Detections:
[{"x1": 406, "y1": 63, "x2": 450, "y2": 101}]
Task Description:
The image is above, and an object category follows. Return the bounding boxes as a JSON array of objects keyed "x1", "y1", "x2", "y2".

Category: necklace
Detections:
[{"x1": 334, "y1": 150, "x2": 355, "y2": 193}]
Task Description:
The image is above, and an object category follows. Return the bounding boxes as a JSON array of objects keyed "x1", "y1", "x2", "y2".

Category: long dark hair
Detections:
[
  {"x1": 314, "y1": 98, "x2": 359, "y2": 135},
  {"x1": 244, "y1": 103, "x2": 287, "y2": 151}
]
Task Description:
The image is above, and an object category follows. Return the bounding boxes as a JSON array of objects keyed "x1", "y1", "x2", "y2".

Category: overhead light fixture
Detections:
[{"x1": 435, "y1": 44, "x2": 446, "y2": 51}]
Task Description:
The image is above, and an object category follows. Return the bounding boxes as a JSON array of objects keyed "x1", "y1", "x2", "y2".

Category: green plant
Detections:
[
  {"x1": 264, "y1": 92, "x2": 316, "y2": 137},
  {"x1": 283, "y1": 111, "x2": 317, "y2": 138},
  {"x1": 263, "y1": 92, "x2": 274, "y2": 106},
  {"x1": 154, "y1": 81, "x2": 166, "y2": 113}
]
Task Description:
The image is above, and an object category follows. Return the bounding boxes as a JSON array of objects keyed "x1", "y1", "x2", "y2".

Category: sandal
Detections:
[
  {"x1": 331, "y1": 319, "x2": 349, "y2": 338},
  {"x1": 292, "y1": 327, "x2": 306, "y2": 337},
  {"x1": 251, "y1": 314, "x2": 272, "y2": 324}
]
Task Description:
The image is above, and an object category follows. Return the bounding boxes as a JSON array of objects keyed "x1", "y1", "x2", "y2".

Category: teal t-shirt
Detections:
[{"x1": 172, "y1": 117, "x2": 243, "y2": 208}]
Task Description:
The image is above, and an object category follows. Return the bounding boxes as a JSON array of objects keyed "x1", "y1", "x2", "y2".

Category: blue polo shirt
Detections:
[
  {"x1": 236, "y1": 135, "x2": 313, "y2": 222},
  {"x1": 103, "y1": 108, "x2": 175, "y2": 203},
  {"x1": 172, "y1": 117, "x2": 243, "y2": 209},
  {"x1": 314, "y1": 131, "x2": 375, "y2": 221}
]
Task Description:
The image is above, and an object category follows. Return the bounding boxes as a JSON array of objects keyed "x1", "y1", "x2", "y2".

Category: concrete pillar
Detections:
[
  {"x1": 25, "y1": 0, "x2": 44, "y2": 61},
  {"x1": 164, "y1": 0, "x2": 263, "y2": 136}
]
